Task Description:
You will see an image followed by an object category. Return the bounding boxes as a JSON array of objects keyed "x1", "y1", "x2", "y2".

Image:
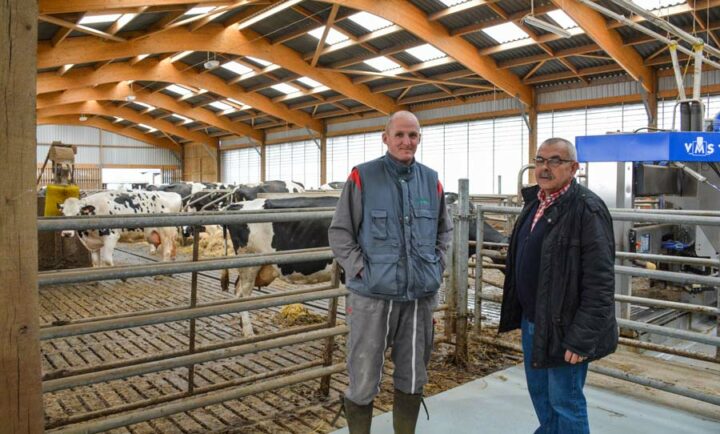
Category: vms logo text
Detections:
[{"x1": 684, "y1": 137, "x2": 715, "y2": 157}]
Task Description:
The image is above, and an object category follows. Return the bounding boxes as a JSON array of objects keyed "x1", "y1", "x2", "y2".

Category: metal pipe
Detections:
[
  {"x1": 669, "y1": 43, "x2": 687, "y2": 100},
  {"x1": 517, "y1": 164, "x2": 535, "y2": 198},
  {"x1": 46, "y1": 364, "x2": 346, "y2": 434},
  {"x1": 43, "y1": 325, "x2": 347, "y2": 392},
  {"x1": 38, "y1": 248, "x2": 333, "y2": 286},
  {"x1": 37, "y1": 207, "x2": 336, "y2": 232},
  {"x1": 616, "y1": 252, "x2": 720, "y2": 267},
  {"x1": 45, "y1": 359, "x2": 324, "y2": 429},
  {"x1": 618, "y1": 337, "x2": 719, "y2": 364},
  {"x1": 580, "y1": 0, "x2": 720, "y2": 70},
  {"x1": 614, "y1": 294, "x2": 719, "y2": 316},
  {"x1": 615, "y1": 265, "x2": 720, "y2": 286},
  {"x1": 590, "y1": 364, "x2": 720, "y2": 406},
  {"x1": 474, "y1": 210, "x2": 485, "y2": 334},
  {"x1": 40, "y1": 283, "x2": 337, "y2": 328},
  {"x1": 42, "y1": 322, "x2": 329, "y2": 381},
  {"x1": 320, "y1": 262, "x2": 340, "y2": 397},
  {"x1": 454, "y1": 179, "x2": 471, "y2": 364},
  {"x1": 617, "y1": 318, "x2": 720, "y2": 347},
  {"x1": 481, "y1": 337, "x2": 720, "y2": 406},
  {"x1": 610, "y1": 208, "x2": 720, "y2": 216},
  {"x1": 41, "y1": 287, "x2": 348, "y2": 340}
]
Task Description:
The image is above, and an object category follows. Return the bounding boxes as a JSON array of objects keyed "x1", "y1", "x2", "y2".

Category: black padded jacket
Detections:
[{"x1": 499, "y1": 180, "x2": 618, "y2": 369}]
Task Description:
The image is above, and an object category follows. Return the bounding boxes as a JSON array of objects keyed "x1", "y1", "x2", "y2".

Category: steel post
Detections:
[
  {"x1": 474, "y1": 210, "x2": 485, "y2": 334},
  {"x1": 454, "y1": 179, "x2": 470, "y2": 364}
]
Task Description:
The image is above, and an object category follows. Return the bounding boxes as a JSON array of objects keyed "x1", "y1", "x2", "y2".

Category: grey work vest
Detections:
[{"x1": 346, "y1": 154, "x2": 442, "y2": 301}]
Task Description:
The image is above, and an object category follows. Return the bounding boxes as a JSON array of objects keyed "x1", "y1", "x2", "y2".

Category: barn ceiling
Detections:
[{"x1": 36, "y1": 0, "x2": 720, "y2": 148}]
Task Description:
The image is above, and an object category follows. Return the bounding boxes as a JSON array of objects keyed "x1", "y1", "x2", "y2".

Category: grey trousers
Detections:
[{"x1": 345, "y1": 292, "x2": 439, "y2": 405}]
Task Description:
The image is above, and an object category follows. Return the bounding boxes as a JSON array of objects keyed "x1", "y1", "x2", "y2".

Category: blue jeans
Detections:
[{"x1": 521, "y1": 318, "x2": 590, "y2": 434}]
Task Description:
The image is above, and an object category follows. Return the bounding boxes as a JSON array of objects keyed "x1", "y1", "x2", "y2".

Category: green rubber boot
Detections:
[
  {"x1": 344, "y1": 397, "x2": 373, "y2": 434},
  {"x1": 393, "y1": 389, "x2": 423, "y2": 434}
]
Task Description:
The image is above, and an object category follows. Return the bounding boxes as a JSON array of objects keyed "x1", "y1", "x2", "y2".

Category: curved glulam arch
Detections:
[
  {"x1": 37, "y1": 26, "x2": 400, "y2": 116},
  {"x1": 37, "y1": 82, "x2": 263, "y2": 141},
  {"x1": 37, "y1": 58, "x2": 323, "y2": 132},
  {"x1": 38, "y1": 115, "x2": 182, "y2": 153},
  {"x1": 37, "y1": 101, "x2": 217, "y2": 148}
]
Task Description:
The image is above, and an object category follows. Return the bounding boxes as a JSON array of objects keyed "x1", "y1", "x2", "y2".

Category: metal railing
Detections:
[
  {"x1": 447, "y1": 182, "x2": 720, "y2": 408},
  {"x1": 38, "y1": 207, "x2": 346, "y2": 433}
]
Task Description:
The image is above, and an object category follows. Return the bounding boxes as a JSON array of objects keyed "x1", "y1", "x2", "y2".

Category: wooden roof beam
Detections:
[
  {"x1": 37, "y1": 24, "x2": 400, "y2": 115},
  {"x1": 319, "y1": 0, "x2": 532, "y2": 105},
  {"x1": 552, "y1": 0, "x2": 654, "y2": 92},
  {"x1": 39, "y1": 0, "x2": 226, "y2": 14},
  {"x1": 36, "y1": 82, "x2": 263, "y2": 141},
  {"x1": 37, "y1": 101, "x2": 213, "y2": 149},
  {"x1": 428, "y1": 0, "x2": 496, "y2": 21},
  {"x1": 38, "y1": 115, "x2": 181, "y2": 152},
  {"x1": 39, "y1": 14, "x2": 127, "y2": 42},
  {"x1": 37, "y1": 59, "x2": 323, "y2": 131}
]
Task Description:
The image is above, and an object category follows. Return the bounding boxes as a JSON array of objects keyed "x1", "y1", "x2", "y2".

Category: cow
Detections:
[
  {"x1": 219, "y1": 196, "x2": 336, "y2": 336},
  {"x1": 320, "y1": 181, "x2": 346, "y2": 190},
  {"x1": 218, "y1": 194, "x2": 507, "y2": 336},
  {"x1": 59, "y1": 191, "x2": 182, "y2": 268}
]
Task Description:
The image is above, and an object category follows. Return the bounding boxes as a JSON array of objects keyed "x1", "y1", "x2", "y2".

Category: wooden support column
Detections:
[
  {"x1": 647, "y1": 70, "x2": 658, "y2": 129},
  {"x1": 528, "y1": 93, "x2": 538, "y2": 184},
  {"x1": 0, "y1": 0, "x2": 43, "y2": 432},
  {"x1": 320, "y1": 122, "x2": 328, "y2": 185}
]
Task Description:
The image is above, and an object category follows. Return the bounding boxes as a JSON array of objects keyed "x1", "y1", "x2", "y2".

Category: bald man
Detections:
[{"x1": 329, "y1": 111, "x2": 453, "y2": 434}]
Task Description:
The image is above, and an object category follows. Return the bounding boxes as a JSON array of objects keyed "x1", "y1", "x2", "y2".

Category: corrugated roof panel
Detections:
[
  {"x1": 121, "y1": 11, "x2": 167, "y2": 32},
  {"x1": 536, "y1": 59, "x2": 570, "y2": 75},
  {"x1": 461, "y1": 31, "x2": 500, "y2": 49},
  {"x1": 420, "y1": 62, "x2": 465, "y2": 76},
  {"x1": 545, "y1": 34, "x2": 595, "y2": 52},
  {"x1": 363, "y1": 30, "x2": 420, "y2": 51},
  {"x1": 510, "y1": 64, "x2": 535, "y2": 77},
  {"x1": 634, "y1": 41, "x2": 666, "y2": 58},
  {"x1": 567, "y1": 56, "x2": 615, "y2": 70},
  {"x1": 281, "y1": 36, "x2": 317, "y2": 56},
  {"x1": 409, "y1": 0, "x2": 446, "y2": 15},
  {"x1": 490, "y1": 44, "x2": 547, "y2": 62},
  {"x1": 501, "y1": 0, "x2": 552, "y2": 15},
  {"x1": 39, "y1": 22, "x2": 57, "y2": 40},
  {"x1": 268, "y1": 21, "x2": 317, "y2": 44},
  {"x1": 246, "y1": 9, "x2": 307, "y2": 38},
  {"x1": 437, "y1": 7, "x2": 499, "y2": 30},
  {"x1": 404, "y1": 84, "x2": 442, "y2": 98},
  {"x1": 318, "y1": 45, "x2": 375, "y2": 66}
]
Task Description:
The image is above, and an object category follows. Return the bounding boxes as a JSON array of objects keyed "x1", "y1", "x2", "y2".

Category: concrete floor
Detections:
[{"x1": 332, "y1": 363, "x2": 720, "y2": 434}]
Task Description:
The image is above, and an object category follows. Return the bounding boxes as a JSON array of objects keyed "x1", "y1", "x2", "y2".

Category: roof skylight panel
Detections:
[
  {"x1": 481, "y1": 22, "x2": 530, "y2": 44},
  {"x1": 364, "y1": 56, "x2": 402, "y2": 72},
  {"x1": 347, "y1": 12, "x2": 393, "y2": 32},
  {"x1": 165, "y1": 84, "x2": 194, "y2": 96},
  {"x1": 405, "y1": 44, "x2": 447, "y2": 62},
  {"x1": 546, "y1": 10, "x2": 578, "y2": 29},
  {"x1": 171, "y1": 114, "x2": 193, "y2": 124},
  {"x1": 209, "y1": 101, "x2": 234, "y2": 111},
  {"x1": 246, "y1": 56, "x2": 273, "y2": 67},
  {"x1": 297, "y1": 76, "x2": 323, "y2": 88},
  {"x1": 134, "y1": 102, "x2": 156, "y2": 111},
  {"x1": 79, "y1": 14, "x2": 122, "y2": 25},
  {"x1": 271, "y1": 83, "x2": 300, "y2": 94},
  {"x1": 221, "y1": 61, "x2": 253, "y2": 75},
  {"x1": 439, "y1": 0, "x2": 469, "y2": 6},
  {"x1": 631, "y1": 0, "x2": 685, "y2": 10},
  {"x1": 228, "y1": 98, "x2": 252, "y2": 110},
  {"x1": 138, "y1": 123, "x2": 156, "y2": 132},
  {"x1": 308, "y1": 27, "x2": 349, "y2": 45},
  {"x1": 184, "y1": 6, "x2": 216, "y2": 15}
]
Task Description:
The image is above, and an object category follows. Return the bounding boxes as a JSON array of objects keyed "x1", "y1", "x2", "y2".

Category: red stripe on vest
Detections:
[
  {"x1": 437, "y1": 180, "x2": 443, "y2": 197},
  {"x1": 348, "y1": 168, "x2": 362, "y2": 190}
]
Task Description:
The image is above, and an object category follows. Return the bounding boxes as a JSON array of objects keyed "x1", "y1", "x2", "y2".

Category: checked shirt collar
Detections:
[{"x1": 531, "y1": 181, "x2": 572, "y2": 231}]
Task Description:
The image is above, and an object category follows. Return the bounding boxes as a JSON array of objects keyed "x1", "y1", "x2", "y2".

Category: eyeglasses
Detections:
[{"x1": 534, "y1": 156, "x2": 574, "y2": 168}]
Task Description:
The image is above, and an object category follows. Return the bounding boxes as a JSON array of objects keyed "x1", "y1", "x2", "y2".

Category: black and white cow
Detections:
[
  {"x1": 220, "y1": 196, "x2": 336, "y2": 336},
  {"x1": 219, "y1": 194, "x2": 507, "y2": 336},
  {"x1": 319, "y1": 181, "x2": 346, "y2": 191},
  {"x1": 59, "y1": 191, "x2": 182, "y2": 267}
]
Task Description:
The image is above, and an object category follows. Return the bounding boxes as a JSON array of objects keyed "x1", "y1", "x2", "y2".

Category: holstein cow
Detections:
[
  {"x1": 59, "y1": 191, "x2": 182, "y2": 267},
  {"x1": 219, "y1": 195, "x2": 507, "y2": 336},
  {"x1": 220, "y1": 196, "x2": 336, "y2": 336},
  {"x1": 319, "y1": 181, "x2": 346, "y2": 190}
]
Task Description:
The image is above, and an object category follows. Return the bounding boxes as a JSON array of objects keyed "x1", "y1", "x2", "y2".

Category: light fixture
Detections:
[
  {"x1": 79, "y1": 114, "x2": 88, "y2": 122},
  {"x1": 204, "y1": 51, "x2": 220, "y2": 70},
  {"x1": 204, "y1": 59, "x2": 220, "y2": 69},
  {"x1": 522, "y1": 14, "x2": 572, "y2": 38},
  {"x1": 125, "y1": 82, "x2": 136, "y2": 102}
]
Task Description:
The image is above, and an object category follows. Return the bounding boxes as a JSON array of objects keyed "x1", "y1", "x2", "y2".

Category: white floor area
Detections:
[{"x1": 331, "y1": 364, "x2": 720, "y2": 434}]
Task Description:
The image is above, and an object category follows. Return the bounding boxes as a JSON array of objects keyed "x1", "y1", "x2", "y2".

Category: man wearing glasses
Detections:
[{"x1": 499, "y1": 137, "x2": 618, "y2": 434}]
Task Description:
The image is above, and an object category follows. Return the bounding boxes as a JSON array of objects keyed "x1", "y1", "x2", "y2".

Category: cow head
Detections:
[{"x1": 58, "y1": 198, "x2": 95, "y2": 237}]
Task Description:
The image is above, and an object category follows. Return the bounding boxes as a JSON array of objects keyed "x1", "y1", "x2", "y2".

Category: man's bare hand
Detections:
[{"x1": 564, "y1": 350, "x2": 586, "y2": 364}]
